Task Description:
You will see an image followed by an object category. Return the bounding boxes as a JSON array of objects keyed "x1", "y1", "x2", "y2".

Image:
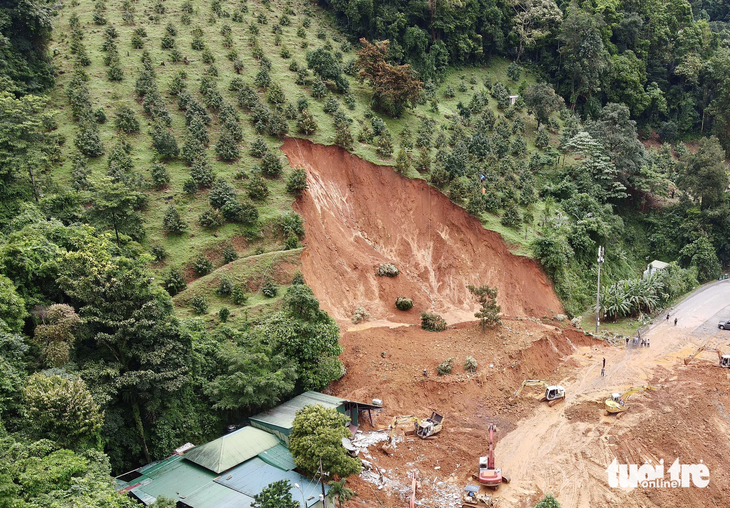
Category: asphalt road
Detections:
[{"x1": 649, "y1": 278, "x2": 730, "y2": 342}]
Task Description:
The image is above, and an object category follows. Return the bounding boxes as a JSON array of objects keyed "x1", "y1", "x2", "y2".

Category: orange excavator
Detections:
[
  {"x1": 478, "y1": 424, "x2": 510, "y2": 488},
  {"x1": 684, "y1": 345, "x2": 730, "y2": 367}
]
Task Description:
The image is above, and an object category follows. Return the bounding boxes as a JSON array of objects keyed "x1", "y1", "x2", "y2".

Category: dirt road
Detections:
[{"x1": 495, "y1": 279, "x2": 730, "y2": 507}]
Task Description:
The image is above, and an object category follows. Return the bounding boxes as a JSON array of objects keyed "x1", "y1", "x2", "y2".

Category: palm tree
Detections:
[{"x1": 327, "y1": 479, "x2": 355, "y2": 508}]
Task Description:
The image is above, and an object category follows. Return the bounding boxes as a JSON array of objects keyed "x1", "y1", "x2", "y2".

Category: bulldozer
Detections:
[
  {"x1": 683, "y1": 345, "x2": 730, "y2": 367},
  {"x1": 604, "y1": 385, "x2": 657, "y2": 415},
  {"x1": 462, "y1": 484, "x2": 496, "y2": 507},
  {"x1": 514, "y1": 380, "x2": 566, "y2": 406},
  {"x1": 380, "y1": 412, "x2": 444, "y2": 454}
]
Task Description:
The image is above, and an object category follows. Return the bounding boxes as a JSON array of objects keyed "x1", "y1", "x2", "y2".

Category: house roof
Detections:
[
  {"x1": 178, "y1": 481, "x2": 254, "y2": 508},
  {"x1": 118, "y1": 454, "x2": 217, "y2": 505},
  {"x1": 249, "y1": 391, "x2": 346, "y2": 431},
  {"x1": 215, "y1": 457, "x2": 328, "y2": 508},
  {"x1": 257, "y1": 443, "x2": 296, "y2": 471},
  {"x1": 183, "y1": 426, "x2": 280, "y2": 474}
]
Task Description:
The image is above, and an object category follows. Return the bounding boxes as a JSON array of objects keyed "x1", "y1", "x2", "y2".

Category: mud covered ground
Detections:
[{"x1": 282, "y1": 140, "x2": 730, "y2": 507}]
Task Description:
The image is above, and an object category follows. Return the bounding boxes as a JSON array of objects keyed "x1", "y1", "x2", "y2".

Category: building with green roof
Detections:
[{"x1": 184, "y1": 426, "x2": 280, "y2": 474}]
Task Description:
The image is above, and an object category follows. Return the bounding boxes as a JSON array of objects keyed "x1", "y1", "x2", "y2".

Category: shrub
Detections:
[
  {"x1": 376, "y1": 263, "x2": 399, "y2": 277},
  {"x1": 311, "y1": 79, "x2": 328, "y2": 98},
  {"x1": 285, "y1": 235, "x2": 299, "y2": 250},
  {"x1": 217, "y1": 275, "x2": 234, "y2": 295},
  {"x1": 249, "y1": 138, "x2": 269, "y2": 158},
  {"x1": 94, "y1": 108, "x2": 107, "y2": 124},
  {"x1": 286, "y1": 168, "x2": 308, "y2": 195},
  {"x1": 115, "y1": 106, "x2": 140, "y2": 133},
  {"x1": 163, "y1": 204, "x2": 187, "y2": 234},
  {"x1": 151, "y1": 124, "x2": 179, "y2": 160},
  {"x1": 183, "y1": 178, "x2": 198, "y2": 194},
  {"x1": 75, "y1": 123, "x2": 104, "y2": 158},
  {"x1": 150, "y1": 244, "x2": 167, "y2": 263},
  {"x1": 209, "y1": 178, "x2": 237, "y2": 209},
  {"x1": 231, "y1": 285, "x2": 248, "y2": 305},
  {"x1": 436, "y1": 357, "x2": 454, "y2": 375},
  {"x1": 198, "y1": 208, "x2": 224, "y2": 228},
  {"x1": 351, "y1": 306, "x2": 370, "y2": 324},
  {"x1": 161, "y1": 34, "x2": 175, "y2": 49},
  {"x1": 323, "y1": 97, "x2": 339, "y2": 114},
  {"x1": 260, "y1": 152, "x2": 283, "y2": 178},
  {"x1": 501, "y1": 203, "x2": 522, "y2": 228},
  {"x1": 163, "y1": 267, "x2": 187, "y2": 295},
  {"x1": 261, "y1": 279, "x2": 278, "y2": 298},
  {"x1": 421, "y1": 312, "x2": 447, "y2": 332},
  {"x1": 218, "y1": 307, "x2": 230, "y2": 322},
  {"x1": 279, "y1": 211, "x2": 305, "y2": 238},
  {"x1": 246, "y1": 174, "x2": 269, "y2": 201},
  {"x1": 395, "y1": 297, "x2": 413, "y2": 311},
  {"x1": 215, "y1": 129, "x2": 240, "y2": 161},
  {"x1": 223, "y1": 244, "x2": 238, "y2": 263},
  {"x1": 464, "y1": 356, "x2": 478, "y2": 373},
  {"x1": 191, "y1": 159, "x2": 215, "y2": 187},
  {"x1": 193, "y1": 254, "x2": 214, "y2": 276},
  {"x1": 190, "y1": 295, "x2": 208, "y2": 315}
]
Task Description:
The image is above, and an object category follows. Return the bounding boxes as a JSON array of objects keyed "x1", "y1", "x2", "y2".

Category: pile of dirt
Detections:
[
  {"x1": 282, "y1": 139, "x2": 563, "y2": 326},
  {"x1": 327, "y1": 319, "x2": 599, "y2": 507}
]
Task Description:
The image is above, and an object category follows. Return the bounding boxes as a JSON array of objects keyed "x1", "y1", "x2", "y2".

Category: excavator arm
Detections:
[
  {"x1": 621, "y1": 385, "x2": 656, "y2": 401},
  {"x1": 514, "y1": 380, "x2": 548, "y2": 397},
  {"x1": 684, "y1": 345, "x2": 723, "y2": 365}
]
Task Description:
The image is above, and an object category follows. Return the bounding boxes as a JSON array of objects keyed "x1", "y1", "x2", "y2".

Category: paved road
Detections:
[
  {"x1": 495, "y1": 278, "x2": 730, "y2": 507},
  {"x1": 648, "y1": 278, "x2": 730, "y2": 345}
]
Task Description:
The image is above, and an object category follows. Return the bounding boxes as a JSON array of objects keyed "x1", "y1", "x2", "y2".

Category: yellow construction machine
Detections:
[
  {"x1": 684, "y1": 345, "x2": 730, "y2": 367},
  {"x1": 514, "y1": 380, "x2": 566, "y2": 406},
  {"x1": 604, "y1": 385, "x2": 656, "y2": 415},
  {"x1": 381, "y1": 412, "x2": 444, "y2": 454}
]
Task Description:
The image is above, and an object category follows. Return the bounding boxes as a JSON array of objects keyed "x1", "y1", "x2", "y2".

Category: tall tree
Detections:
[
  {"x1": 586, "y1": 103, "x2": 646, "y2": 192},
  {"x1": 58, "y1": 242, "x2": 191, "y2": 466},
  {"x1": 523, "y1": 82, "x2": 563, "y2": 129},
  {"x1": 678, "y1": 136, "x2": 728, "y2": 210},
  {"x1": 86, "y1": 177, "x2": 144, "y2": 245},
  {"x1": 0, "y1": 92, "x2": 58, "y2": 226},
  {"x1": 557, "y1": 6, "x2": 608, "y2": 109},
  {"x1": 357, "y1": 39, "x2": 423, "y2": 117}
]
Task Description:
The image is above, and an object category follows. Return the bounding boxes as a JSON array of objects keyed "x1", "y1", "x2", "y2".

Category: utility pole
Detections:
[
  {"x1": 595, "y1": 245, "x2": 605, "y2": 335},
  {"x1": 318, "y1": 457, "x2": 328, "y2": 505}
]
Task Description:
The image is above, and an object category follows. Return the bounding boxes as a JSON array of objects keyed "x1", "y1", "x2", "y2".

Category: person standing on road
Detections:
[
  {"x1": 674, "y1": 318, "x2": 678, "y2": 326},
  {"x1": 667, "y1": 314, "x2": 670, "y2": 322},
  {"x1": 601, "y1": 367, "x2": 605, "y2": 377}
]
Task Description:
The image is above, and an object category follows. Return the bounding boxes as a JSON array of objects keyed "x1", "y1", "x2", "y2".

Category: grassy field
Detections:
[{"x1": 49, "y1": 0, "x2": 561, "y2": 322}]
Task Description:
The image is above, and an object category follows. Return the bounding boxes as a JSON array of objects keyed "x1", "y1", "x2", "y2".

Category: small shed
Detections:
[
  {"x1": 249, "y1": 391, "x2": 381, "y2": 445},
  {"x1": 644, "y1": 260, "x2": 669, "y2": 278}
]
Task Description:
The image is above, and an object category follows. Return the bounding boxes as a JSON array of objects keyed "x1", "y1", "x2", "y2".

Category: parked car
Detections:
[{"x1": 719, "y1": 320, "x2": 730, "y2": 330}]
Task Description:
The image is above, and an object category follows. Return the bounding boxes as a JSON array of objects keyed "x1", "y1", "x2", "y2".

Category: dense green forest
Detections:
[{"x1": 0, "y1": 0, "x2": 729, "y2": 504}]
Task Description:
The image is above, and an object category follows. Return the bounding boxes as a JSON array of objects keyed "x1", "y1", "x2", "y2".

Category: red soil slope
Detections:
[{"x1": 281, "y1": 139, "x2": 562, "y2": 325}]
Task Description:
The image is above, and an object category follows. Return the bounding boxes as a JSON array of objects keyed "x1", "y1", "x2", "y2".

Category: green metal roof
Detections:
[
  {"x1": 119, "y1": 455, "x2": 218, "y2": 505},
  {"x1": 257, "y1": 444, "x2": 296, "y2": 471},
  {"x1": 179, "y1": 481, "x2": 254, "y2": 508},
  {"x1": 183, "y1": 426, "x2": 280, "y2": 474},
  {"x1": 249, "y1": 391, "x2": 346, "y2": 431}
]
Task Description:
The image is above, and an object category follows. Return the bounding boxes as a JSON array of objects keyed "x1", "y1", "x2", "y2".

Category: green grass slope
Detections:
[{"x1": 49, "y1": 0, "x2": 561, "y2": 320}]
